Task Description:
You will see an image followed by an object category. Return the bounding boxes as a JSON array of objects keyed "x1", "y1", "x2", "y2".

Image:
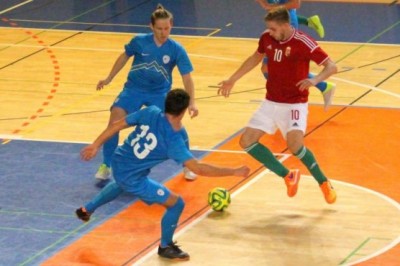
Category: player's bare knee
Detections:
[
  {"x1": 163, "y1": 193, "x2": 176, "y2": 207},
  {"x1": 287, "y1": 141, "x2": 303, "y2": 154},
  {"x1": 239, "y1": 135, "x2": 251, "y2": 149}
]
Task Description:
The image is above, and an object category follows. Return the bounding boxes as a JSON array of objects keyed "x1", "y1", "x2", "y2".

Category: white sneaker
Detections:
[
  {"x1": 183, "y1": 167, "x2": 197, "y2": 181},
  {"x1": 95, "y1": 164, "x2": 111, "y2": 180},
  {"x1": 323, "y1": 82, "x2": 336, "y2": 111}
]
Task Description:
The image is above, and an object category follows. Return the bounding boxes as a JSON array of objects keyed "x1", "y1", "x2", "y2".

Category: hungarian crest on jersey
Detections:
[{"x1": 285, "y1": 46, "x2": 292, "y2": 57}]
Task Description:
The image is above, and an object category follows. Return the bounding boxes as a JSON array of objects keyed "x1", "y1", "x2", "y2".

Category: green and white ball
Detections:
[{"x1": 208, "y1": 187, "x2": 231, "y2": 211}]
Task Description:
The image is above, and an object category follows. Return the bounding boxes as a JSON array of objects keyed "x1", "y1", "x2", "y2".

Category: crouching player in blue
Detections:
[{"x1": 76, "y1": 89, "x2": 250, "y2": 261}]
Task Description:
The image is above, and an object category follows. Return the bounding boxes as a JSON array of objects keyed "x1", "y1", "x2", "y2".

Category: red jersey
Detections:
[{"x1": 257, "y1": 29, "x2": 329, "y2": 103}]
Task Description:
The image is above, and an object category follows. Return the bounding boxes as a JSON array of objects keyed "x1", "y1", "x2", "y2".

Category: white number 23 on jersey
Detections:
[{"x1": 130, "y1": 125, "x2": 158, "y2": 159}]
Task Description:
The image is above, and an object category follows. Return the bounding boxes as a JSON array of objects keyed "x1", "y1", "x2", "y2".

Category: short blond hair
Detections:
[{"x1": 265, "y1": 7, "x2": 290, "y2": 24}]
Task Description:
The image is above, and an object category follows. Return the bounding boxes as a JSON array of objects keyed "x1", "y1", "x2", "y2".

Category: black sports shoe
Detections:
[
  {"x1": 158, "y1": 242, "x2": 190, "y2": 261},
  {"x1": 75, "y1": 207, "x2": 91, "y2": 222}
]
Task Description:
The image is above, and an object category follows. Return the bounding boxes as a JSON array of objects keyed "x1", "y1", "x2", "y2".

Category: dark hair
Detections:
[
  {"x1": 165, "y1": 89, "x2": 190, "y2": 116},
  {"x1": 151, "y1": 4, "x2": 173, "y2": 25},
  {"x1": 264, "y1": 7, "x2": 290, "y2": 24}
]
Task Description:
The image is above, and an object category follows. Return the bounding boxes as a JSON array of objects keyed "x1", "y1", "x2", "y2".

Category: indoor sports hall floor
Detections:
[{"x1": 0, "y1": 0, "x2": 399, "y2": 265}]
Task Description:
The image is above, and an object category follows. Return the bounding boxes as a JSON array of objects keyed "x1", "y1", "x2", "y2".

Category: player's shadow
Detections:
[{"x1": 207, "y1": 210, "x2": 232, "y2": 220}]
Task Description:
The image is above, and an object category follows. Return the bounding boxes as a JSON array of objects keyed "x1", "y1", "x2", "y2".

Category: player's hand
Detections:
[
  {"x1": 96, "y1": 77, "x2": 111, "y2": 91},
  {"x1": 80, "y1": 145, "x2": 99, "y2": 161},
  {"x1": 217, "y1": 80, "x2": 234, "y2": 98},
  {"x1": 234, "y1": 166, "x2": 251, "y2": 177},
  {"x1": 188, "y1": 104, "x2": 199, "y2": 118},
  {"x1": 296, "y1": 78, "x2": 315, "y2": 91}
]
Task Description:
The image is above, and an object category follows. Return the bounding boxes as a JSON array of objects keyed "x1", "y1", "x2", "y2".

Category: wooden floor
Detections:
[{"x1": 1, "y1": 24, "x2": 399, "y2": 265}]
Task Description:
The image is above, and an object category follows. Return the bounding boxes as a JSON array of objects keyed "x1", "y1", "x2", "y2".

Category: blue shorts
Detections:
[
  {"x1": 112, "y1": 88, "x2": 167, "y2": 114},
  {"x1": 111, "y1": 161, "x2": 171, "y2": 205}
]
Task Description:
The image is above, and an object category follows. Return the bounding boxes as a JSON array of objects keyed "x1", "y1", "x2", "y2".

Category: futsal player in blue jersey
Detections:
[
  {"x1": 76, "y1": 89, "x2": 250, "y2": 261},
  {"x1": 95, "y1": 4, "x2": 198, "y2": 180},
  {"x1": 255, "y1": 0, "x2": 336, "y2": 110}
]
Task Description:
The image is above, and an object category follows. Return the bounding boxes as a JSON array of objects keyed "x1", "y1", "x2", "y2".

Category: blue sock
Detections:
[
  {"x1": 102, "y1": 133, "x2": 119, "y2": 167},
  {"x1": 308, "y1": 73, "x2": 327, "y2": 93},
  {"x1": 85, "y1": 181, "x2": 123, "y2": 213},
  {"x1": 160, "y1": 197, "x2": 185, "y2": 247}
]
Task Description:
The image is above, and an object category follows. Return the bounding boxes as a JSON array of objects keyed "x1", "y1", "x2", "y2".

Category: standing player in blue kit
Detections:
[{"x1": 95, "y1": 4, "x2": 198, "y2": 180}]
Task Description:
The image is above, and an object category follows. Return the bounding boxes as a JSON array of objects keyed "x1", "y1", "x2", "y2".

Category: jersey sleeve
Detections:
[
  {"x1": 257, "y1": 32, "x2": 268, "y2": 55},
  {"x1": 125, "y1": 107, "x2": 157, "y2": 126},
  {"x1": 175, "y1": 43, "x2": 193, "y2": 75},
  {"x1": 125, "y1": 109, "x2": 142, "y2": 126},
  {"x1": 124, "y1": 36, "x2": 139, "y2": 57},
  {"x1": 310, "y1": 46, "x2": 329, "y2": 65},
  {"x1": 167, "y1": 133, "x2": 194, "y2": 164}
]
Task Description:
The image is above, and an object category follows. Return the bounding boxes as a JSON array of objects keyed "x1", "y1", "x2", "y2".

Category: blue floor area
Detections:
[
  {"x1": 0, "y1": 139, "x2": 205, "y2": 265},
  {"x1": 0, "y1": 0, "x2": 399, "y2": 43}
]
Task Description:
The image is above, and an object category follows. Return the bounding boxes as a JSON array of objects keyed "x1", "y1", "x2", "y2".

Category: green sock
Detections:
[
  {"x1": 246, "y1": 142, "x2": 289, "y2": 177},
  {"x1": 295, "y1": 146, "x2": 327, "y2": 184},
  {"x1": 297, "y1": 15, "x2": 309, "y2": 26}
]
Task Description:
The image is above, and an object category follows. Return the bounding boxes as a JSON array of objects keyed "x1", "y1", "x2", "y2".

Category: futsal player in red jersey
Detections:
[{"x1": 218, "y1": 7, "x2": 337, "y2": 204}]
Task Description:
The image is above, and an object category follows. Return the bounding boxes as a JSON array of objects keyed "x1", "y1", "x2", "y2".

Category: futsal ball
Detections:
[{"x1": 208, "y1": 187, "x2": 231, "y2": 211}]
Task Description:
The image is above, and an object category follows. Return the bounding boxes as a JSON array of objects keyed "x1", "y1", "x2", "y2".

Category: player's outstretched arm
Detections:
[
  {"x1": 80, "y1": 118, "x2": 129, "y2": 161},
  {"x1": 96, "y1": 52, "x2": 130, "y2": 90},
  {"x1": 181, "y1": 73, "x2": 199, "y2": 118},
  {"x1": 218, "y1": 51, "x2": 263, "y2": 97},
  {"x1": 184, "y1": 159, "x2": 250, "y2": 177}
]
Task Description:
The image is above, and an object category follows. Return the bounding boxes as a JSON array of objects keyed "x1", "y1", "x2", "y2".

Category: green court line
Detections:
[
  {"x1": 339, "y1": 236, "x2": 394, "y2": 265},
  {"x1": 1, "y1": 3, "x2": 124, "y2": 264},
  {"x1": 340, "y1": 237, "x2": 371, "y2": 265},
  {"x1": 0, "y1": 226, "x2": 72, "y2": 234},
  {"x1": 18, "y1": 220, "x2": 95, "y2": 266},
  {"x1": 336, "y1": 20, "x2": 400, "y2": 63},
  {"x1": 0, "y1": 209, "x2": 78, "y2": 218}
]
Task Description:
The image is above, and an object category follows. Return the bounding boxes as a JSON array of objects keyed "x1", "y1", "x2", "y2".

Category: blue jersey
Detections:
[
  {"x1": 266, "y1": 0, "x2": 298, "y2": 28},
  {"x1": 113, "y1": 106, "x2": 193, "y2": 181},
  {"x1": 124, "y1": 33, "x2": 193, "y2": 94}
]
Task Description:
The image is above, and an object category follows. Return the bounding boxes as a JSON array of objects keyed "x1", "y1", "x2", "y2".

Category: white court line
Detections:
[
  {"x1": 133, "y1": 173, "x2": 400, "y2": 266},
  {"x1": 0, "y1": 135, "x2": 289, "y2": 158},
  {"x1": 331, "y1": 76, "x2": 400, "y2": 99},
  {"x1": 0, "y1": 0, "x2": 33, "y2": 15},
  {"x1": 0, "y1": 43, "x2": 241, "y2": 62},
  {"x1": 334, "y1": 179, "x2": 400, "y2": 265},
  {"x1": 133, "y1": 164, "x2": 281, "y2": 265},
  {"x1": 7, "y1": 18, "x2": 218, "y2": 30},
  {"x1": 2, "y1": 133, "x2": 397, "y2": 264},
  {"x1": 1, "y1": 25, "x2": 400, "y2": 46}
]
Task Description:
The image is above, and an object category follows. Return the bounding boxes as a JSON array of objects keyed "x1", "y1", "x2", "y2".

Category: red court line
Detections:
[
  {"x1": 0, "y1": 18, "x2": 60, "y2": 145},
  {"x1": 42, "y1": 105, "x2": 399, "y2": 265}
]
